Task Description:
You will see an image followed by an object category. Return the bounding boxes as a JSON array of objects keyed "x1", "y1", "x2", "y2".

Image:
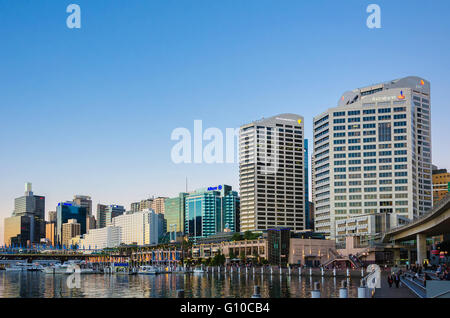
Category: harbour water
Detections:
[{"x1": 0, "y1": 271, "x2": 361, "y2": 298}]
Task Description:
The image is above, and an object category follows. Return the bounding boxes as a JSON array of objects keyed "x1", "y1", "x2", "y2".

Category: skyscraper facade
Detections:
[
  {"x1": 86, "y1": 215, "x2": 97, "y2": 232},
  {"x1": 130, "y1": 202, "x2": 141, "y2": 213},
  {"x1": 45, "y1": 221, "x2": 56, "y2": 246},
  {"x1": 312, "y1": 76, "x2": 432, "y2": 240},
  {"x1": 3, "y1": 183, "x2": 45, "y2": 246},
  {"x1": 96, "y1": 204, "x2": 108, "y2": 228},
  {"x1": 48, "y1": 211, "x2": 57, "y2": 223},
  {"x1": 56, "y1": 202, "x2": 87, "y2": 245},
  {"x1": 151, "y1": 197, "x2": 168, "y2": 214},
  {"x1": 239, "y1": 114, "x2": 306, "y2": 232},
  {"x1": 165, "y1": 193, "x2": 188, "y2": 241},
  {"x1": 304, "y1": 139, "x2": 310, "y2": 229},
  {"x1": 4, "y1": 216, "x2": 31, "y2": 247},
  {"x1": 105, "y1": 205, "x2": 125, "y2": 227},
  {"x1": 73, "y1": 195, "x2": 92, "y2": 216},
  {"x1": 184, "y1": 185, "x2": 240, "y2": 240}
]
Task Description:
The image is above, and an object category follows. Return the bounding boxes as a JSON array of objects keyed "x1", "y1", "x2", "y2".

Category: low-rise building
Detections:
[
  {"x1": 191, "y1": 233, "x2": 337, "y2": 266},
  {"x1": 192, "y1": 239, "x2": 267, "y2": 261},
  {"x1": 78, "y1": 226, "x2": 121, "y2": 250},
  {"x1": 289, "y1": 238, "x2": 336, "y2": 266}
]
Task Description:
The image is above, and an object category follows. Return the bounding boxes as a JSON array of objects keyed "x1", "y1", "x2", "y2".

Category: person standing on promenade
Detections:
[
  {"x1": 387, "y1": 274, "x2": 394, "y2": 288},
  {"x1": 394, "y1": 274, "x2": 401, "y2": 288}
]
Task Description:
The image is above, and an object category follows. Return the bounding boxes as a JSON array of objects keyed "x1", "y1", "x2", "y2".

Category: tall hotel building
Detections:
[
  {"x1": 312, "y1": 76, "x2": 432, "y2": 240},
  {"x1": 239, "y1": 114, "x2": 305, "y2": 232}
]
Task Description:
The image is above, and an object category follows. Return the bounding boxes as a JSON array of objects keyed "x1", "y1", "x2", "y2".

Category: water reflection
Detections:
[{"x1": 0, "y1": 271, "x2": 360, "y2": 298}]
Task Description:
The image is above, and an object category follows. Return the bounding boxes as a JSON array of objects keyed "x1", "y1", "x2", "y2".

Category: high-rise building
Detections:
[
  {"x1": 139, "y1": 198, "x2": 153, "y2": 211},
  {"x1": 4, "y1": 216, "x2": 31, "y2": 247},
  {"x1": 432, "y1": 166, "x2": 450, "y2": 203},
  {"x1": 62, "y1": 219, "x2": 81, "y2": 247},
  {"x1": 151, "y1": 197, "x2": 168, "y2": 214},
  {"x1": 304, "y1": 139, "x2": 311, "y2": 229},
  {"x1": 239, "y1": 114, "x2": 306, "y2": 232},
  {"x1": 185, "y1": 185, "x2": 240, "y2": 240},
  {"x1": 130, "y1": 202, "x2": 141, "y2": 212},
  {"x1": 3, "y1": 183, "x2": 45, "y2": 246},
  {"x1": 312, "y1": 76, "x2": 432, "y2": 240},
  {"x1": 48, "y1": 211, "x2": 57, "y2": 223},
  {"x1": 165, "y1": 193, "x2": 188, "y2": 241},
  {"x1": 56, "y1": 202, "x2": 87, "y2": 245},
  {"x1": 45, "y1": 222, "x2": 56, "y2": 246},
  {"x1": 86, "y1": 215, "x2": 97, "y2": 232},
  {"x1": 96, "y1": 204, "x2": 108, "y2": 228},
  {"x1": 105, "y1": 205, "x2": 125, "y2": 227},
  {"x1": 73, "y1": 195, "x2": 93, "y2": 216}
]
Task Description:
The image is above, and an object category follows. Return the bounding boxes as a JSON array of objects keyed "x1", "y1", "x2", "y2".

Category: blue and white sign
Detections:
[{"x1": 207, "y1": 185, "x2": 223, "y2": 191}]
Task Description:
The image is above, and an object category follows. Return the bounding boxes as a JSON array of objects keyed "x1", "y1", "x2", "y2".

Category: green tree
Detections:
[
  {"x1": 211, "y1": 252, "x2": 226, "y2": 266},
  {"x1": 232, "y1": 233, "x2": 243, "y2": 241},
  {"x1": 243, "y1": 231, "x2": 261, "y2": 240}
]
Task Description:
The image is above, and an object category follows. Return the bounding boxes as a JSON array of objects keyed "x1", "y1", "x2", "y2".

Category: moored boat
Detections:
[
  {"x1": 138, "y1": 265, "x2": 160, "y2": 275},
  {"x1": 5, "y1": 263, "x2": 33, "y2": 272}
]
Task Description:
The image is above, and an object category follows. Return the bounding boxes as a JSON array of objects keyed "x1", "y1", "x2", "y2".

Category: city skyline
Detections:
[{"x1": 1, "y1": 1, "x2": 450, "y2": 244}]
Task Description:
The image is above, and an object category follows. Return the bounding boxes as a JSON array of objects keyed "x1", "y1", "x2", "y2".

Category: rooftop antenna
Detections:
[{"x1": 185, "y1": 177, "x2": 188, "y2": 193}]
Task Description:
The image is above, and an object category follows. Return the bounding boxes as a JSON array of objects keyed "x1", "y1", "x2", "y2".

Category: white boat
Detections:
[
  {"x1": 44, "y1": 263, "x2": 98, "y2": 274},
  {"x1": 5, "y1": 263, "x2": 34, "y2": 271},
  {"x1": 193, "y1": 266, "x2": 205, "y2": 274},
  {"x1": 43, "y1": 263, "x2": 73, "y2": 274},
  {"x1": 28, "y1": 264, "x2": 44, "y2": 272},
  {"x1": 138, "y1": 265, "x2": 160, "y2": 275},
  {"x1": 79, "y1": 268, "x2": 97, "y2": 274}
]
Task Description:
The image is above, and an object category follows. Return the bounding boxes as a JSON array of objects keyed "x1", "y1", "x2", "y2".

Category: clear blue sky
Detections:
[{"x1": 1, "y1": 0, "x2": 450, "y2": 244}]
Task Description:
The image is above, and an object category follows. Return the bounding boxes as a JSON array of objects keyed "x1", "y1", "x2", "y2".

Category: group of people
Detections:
[
  {"x1": 387, "y1": 271, "x2": 402, "y2": 288},
  {"x1": 434, "y1": 264, "x2": 450, "y2": 280}
]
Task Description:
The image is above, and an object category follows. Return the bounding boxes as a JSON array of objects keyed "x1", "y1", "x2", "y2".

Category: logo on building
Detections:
[
  {"x1": 207, "y1": 185, "x2": 223, "y2": 191},
  {"x1": 397, "y1": 90, "x2": 406, "y2": 100}
]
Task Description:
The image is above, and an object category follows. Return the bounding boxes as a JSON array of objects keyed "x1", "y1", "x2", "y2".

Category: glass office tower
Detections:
[
  {"x1": 3, "y1": 183, "x2": 45, "y2": 246},
  {"x1": 56, "y1": 202, "x2": 87, "y2": 245},
  {"x1": 184, "y1": 185, "x2": 239, "y2": 241},
  {"x1": 165, "y1": 193, "x2": 188, "y2": 241}
]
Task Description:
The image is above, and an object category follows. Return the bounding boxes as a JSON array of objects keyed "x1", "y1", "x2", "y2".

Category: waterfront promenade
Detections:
[{"x1": 374, "y1": 271, "x2": 417, "y2": 298}]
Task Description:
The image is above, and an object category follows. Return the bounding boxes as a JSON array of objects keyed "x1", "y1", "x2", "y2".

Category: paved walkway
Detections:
[{"x1": 374, "y1": 271, "x2": 418, "y2": 298}]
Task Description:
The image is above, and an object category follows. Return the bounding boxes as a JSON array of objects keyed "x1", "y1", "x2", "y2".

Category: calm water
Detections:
[{"x1": 0, "y1": 271, "x2": 361, "y2": 298}]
